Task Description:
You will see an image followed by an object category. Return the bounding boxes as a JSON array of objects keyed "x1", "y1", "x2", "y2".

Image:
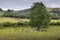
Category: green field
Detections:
[
  {"x1": 0, "y1": 26, "x2": 60, "y2": 40},
  {"x1": 0, "y1": 17, "x2": 60, "y2": 40},
  {"x1": 0, "y1": 17, "x2": 19, "y2": 23},
  {"x1": 0, "y1": 17, "x2": 29, "y2": 23},
  {"x1": 51, "y1": 20, "x2": 60, "y2": 22},
  {"x1": 0, "y1": 17, "x2": 60, "y2": 23}
]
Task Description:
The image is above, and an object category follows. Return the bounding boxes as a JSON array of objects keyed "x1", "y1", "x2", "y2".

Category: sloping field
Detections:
[
  {"x1": 0, "y1": 17, "x2": 19, "y2": 23},
  {"x1": 0, "y1": 17, "x2": 29, "y2": 23}
]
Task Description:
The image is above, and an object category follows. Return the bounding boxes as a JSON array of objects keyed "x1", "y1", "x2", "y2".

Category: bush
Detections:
[
  {"x1": 0, "y1": 24, "x2": 2, "y2": 27},
  {"x1": 50, "y1": 22, "x2": 60, "y2": 25},
  {"x1": 14, "y1": 22, "x2": 24, "y2": 26},
  {"x1": 15, "y1": 22, "x2": 28, "y2": 26},
  {"x1": 0, "y1": 21, "x2": 29, "y2": 27},
  {"x1": 57, "y1": 22, "x2": 60, "y2": 25},
  {"x1": 2, "y1": 22, "x2": 13, "y2": 27}
]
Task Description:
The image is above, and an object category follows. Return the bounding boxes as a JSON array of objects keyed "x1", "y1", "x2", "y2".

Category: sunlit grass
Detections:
[
  {"x1": 0, "y1": 26, "x2": 58, "y2": 35},
  {"x1": 0, "y1": 17, "x2": 60, "y2": 40},
  {"x1": 0, "y1": 17, "x2": 19, "y2": 23},
  {"x1": 0, "y1": 17, "x2": 60, "y2": 23},
  {"x1": 0, "y1": 26, "x2": 60, "y2": 40},
  {"x1": 0, "y1": 17, "x2": 30, "y2": 23},
  {"x1": 51, "y1": 20, "x2": 60, "y2": 22}
]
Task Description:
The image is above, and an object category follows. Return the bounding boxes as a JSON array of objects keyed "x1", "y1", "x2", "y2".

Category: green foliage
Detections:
[
  {"x1": 1, "y1": 22, "x2": 13, "y2": 27},
  {"x1": 30, "y1": 2, "x2": 51, "y2": 30},
  {"x1": 15, "y1": 22, "x2": 26, "y2": 26},
  {"x1": 50, "y1": 22, "x2": 60, "y2": 25},
  {"x1": 0, "y1": 22, "x2": 29, "y2": 27}
]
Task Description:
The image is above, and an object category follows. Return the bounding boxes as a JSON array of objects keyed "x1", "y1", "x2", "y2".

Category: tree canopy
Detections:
[{"x1": 30, "y1": 2, "x2": 51, "y2": 30}]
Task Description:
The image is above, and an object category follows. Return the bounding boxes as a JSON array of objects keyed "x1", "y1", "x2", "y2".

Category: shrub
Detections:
[
  {"x1": 0, "y1": 21, "x2": 29, "y2": 27},
  {"x1": 0, "y1": 24, "x2": 2, "y2": 27},
  {"x1": 57, "y1": 22, "x2": 60, "y2": 25},
  {"x1": 15, "y1": 22, "x2": 28, "y2": 26},
  {"x1": 50, "y1": 22, "x2": 60, "y2": 25},
  {"x1": 2, "y1": 22, "x2": 13, "y2": 27},
  {"x1": 14, "y1": 22, "x2": 23, "y2": 26}
]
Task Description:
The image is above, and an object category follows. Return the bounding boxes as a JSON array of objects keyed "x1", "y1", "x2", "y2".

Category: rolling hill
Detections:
[{"x1": 0, "y1": 8, "x2": 60, "y2": 19}]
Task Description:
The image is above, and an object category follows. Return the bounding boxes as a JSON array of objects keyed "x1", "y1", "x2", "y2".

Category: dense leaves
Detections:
[{"x1": 30, "y1": 2, "x2": 51, "y2": 30}]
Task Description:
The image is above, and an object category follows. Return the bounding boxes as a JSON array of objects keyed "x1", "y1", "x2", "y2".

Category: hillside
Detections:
[
  {"x1": 0, "y1": 8, "x2": 60, "y2": 19},
  {"x1": 15, "y1": 8, "x2": 60, "y2": 19},
  {"x1": 14, "y1": 9, "x2": 31, "y2": 16},
  {"x1": 14, "y1": 8, "x2": 60, "y2": 15}
]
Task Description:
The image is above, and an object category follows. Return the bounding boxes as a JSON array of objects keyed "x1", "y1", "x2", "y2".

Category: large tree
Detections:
[{"x1": 30, "y1": 2, "x2": 51, "y2": 31}]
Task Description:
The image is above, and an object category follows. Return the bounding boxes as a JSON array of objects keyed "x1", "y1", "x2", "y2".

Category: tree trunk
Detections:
[{"x1": 37, "y1": 26, "x2": 40, "y2": 31}]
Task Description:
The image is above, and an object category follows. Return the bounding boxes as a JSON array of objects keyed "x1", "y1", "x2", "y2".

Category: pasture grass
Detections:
[
  {"x1": 0, "y1": 26, "x2": 60, "y2": 40},
  {"x1": 0, "y1": 17, "x2": 60, "y2": 23},
  {"x1": 0, "y1": 17, "x2": 29, "y2": 23},
  {"x1": 0, "y1": 17, "x2": 60, "y2": 40},
  {"x1": 0, "y1": 17, "x2": 19, "y2": 23},
  {"x1": 51, "y1": 20, "x2": 60, "y2": 23}
]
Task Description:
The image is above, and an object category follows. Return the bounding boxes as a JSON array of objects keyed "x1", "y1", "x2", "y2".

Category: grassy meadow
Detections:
[
  {"x1": 0, "y1": 17, "x2": 60, "y2": 23},
  {"x1": 0, "y1": 17, "x2": 29, "y2": 23},
  {"x1": 0, "y1": 17, "x2": 60, "y2": 40},
  {"x1": 0, "y1": 26, "x2": 60, "y2": 40}
]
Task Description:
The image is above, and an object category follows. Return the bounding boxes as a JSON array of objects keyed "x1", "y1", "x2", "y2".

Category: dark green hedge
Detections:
[
  {"x1": 0, "y1": 22, "x2": 28, "y2": 27},
  {"x1": 50, "y1": 22, "x2": 60, "y2": 25},
  {"x1": 0, "y1": 22, "x2": 60, "y2": 27}
]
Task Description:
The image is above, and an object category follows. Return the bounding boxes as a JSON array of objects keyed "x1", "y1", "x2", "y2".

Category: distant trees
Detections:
[
  {"x1": 51, "y1": 8, "x2": 60, "y2": 19},
  {"x1": 30, "y1": 2, "x2": 51, "y2": 31},
  {"x1": 7, "y1": 9, "x2": 14, "y2": 12},
  {"x1": 2, "y1": 9, "x2": 14, "y2": 17},
  {"x1": 51, "y1": 8, "x2": 60, "y2": 15},
  {"x1": 0, "y1": 8, "x2": 3, "y2": 11}
]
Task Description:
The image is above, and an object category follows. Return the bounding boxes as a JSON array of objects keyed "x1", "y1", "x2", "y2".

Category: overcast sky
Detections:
[{"x1": 0, "y1": 0, "x2": 60, "y2": 10}]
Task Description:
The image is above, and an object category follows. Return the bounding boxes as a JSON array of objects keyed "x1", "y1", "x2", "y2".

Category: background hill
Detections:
[
  {"x1": 14, "y1": 8, "x2": 60, "y2": 15},
  {"x1": 0, "y1": 8, "x2": 60, "y2": 19}
]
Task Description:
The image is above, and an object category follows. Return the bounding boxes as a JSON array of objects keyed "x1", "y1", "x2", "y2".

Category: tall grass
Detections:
[
  {"x1": 0, "y1": 26, "x2": 60, "y2": 40},
  {"x1": 0, "y1": 18, "x2": 60, "y2": 40}
]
